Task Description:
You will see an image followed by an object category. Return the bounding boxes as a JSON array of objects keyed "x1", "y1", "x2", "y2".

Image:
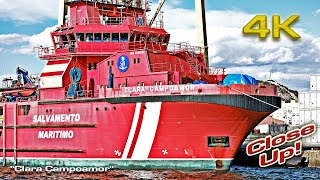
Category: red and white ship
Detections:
[{"x1": 0, "y1": 0, "x2": 280, "y2": 170}]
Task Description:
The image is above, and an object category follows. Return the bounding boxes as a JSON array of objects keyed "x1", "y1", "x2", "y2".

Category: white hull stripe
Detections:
[
  {"x1": 40, "y1": 60, "x2": 70, "y2": 77},
  {"x1": 122, "y1": 103, "x2": 141, "y2": 159},
  {"x1": 131, "y1": 102, "x2": 162, "y2": 160},
  {"x1": 42, "y1": 63, "x2": 70, "y2": 73}
]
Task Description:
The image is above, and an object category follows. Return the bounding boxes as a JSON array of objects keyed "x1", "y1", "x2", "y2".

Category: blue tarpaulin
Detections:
[
  {"x1": 245, "y1": 75, "x2": 258, "y2": 85},
  {"x1": 222, "y1": 74, "x2": 258, "y2": 86},
  {"x1": 192, "y1": 80, "x2": 206, "y2": 84}
]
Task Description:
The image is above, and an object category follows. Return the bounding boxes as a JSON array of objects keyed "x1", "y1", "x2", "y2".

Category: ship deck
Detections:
[{"x1": 38, "y1": 94, "x2": 280, "y2": 113}]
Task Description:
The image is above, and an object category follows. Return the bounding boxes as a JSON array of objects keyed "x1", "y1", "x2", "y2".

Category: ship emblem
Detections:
[{"x1": 117, "y1": 55, "x2": 130, "y2": 72}]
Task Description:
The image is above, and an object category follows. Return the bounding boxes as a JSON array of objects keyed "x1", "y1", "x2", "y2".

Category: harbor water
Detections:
[{"x1": 1, "y1": 166, "x2": 320, "y2": 179}]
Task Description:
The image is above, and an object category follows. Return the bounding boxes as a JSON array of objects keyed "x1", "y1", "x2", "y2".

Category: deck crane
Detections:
[
  {"x1": 149, "y1": 0, "x2": 166, "y2": 27},
  {"x1": 17, "y1": 67, "x2": 33, "y2": 86},
  {"x1": 148, "y1": 0, "x2": 209, "y2": 67}
]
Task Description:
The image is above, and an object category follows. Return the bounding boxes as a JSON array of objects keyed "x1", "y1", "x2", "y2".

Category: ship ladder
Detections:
[{"x1": 187, "y1": 59, "x2": 197, "y2": 73}]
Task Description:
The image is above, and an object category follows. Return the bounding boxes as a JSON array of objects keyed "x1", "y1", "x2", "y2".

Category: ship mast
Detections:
[{"x1": 195, "y1": 0, "x2": 209, "y2": 67}]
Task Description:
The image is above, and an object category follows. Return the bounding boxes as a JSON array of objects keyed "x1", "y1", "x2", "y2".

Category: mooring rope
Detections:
[{"x1": 229, "y1": 87, "x2": 281, "y2": 109}]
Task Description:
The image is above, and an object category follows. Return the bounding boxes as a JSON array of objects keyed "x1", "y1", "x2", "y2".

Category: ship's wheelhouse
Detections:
[
  {"x1": 51, "y1": 25, "x2": 169, "y2": 55},
  {"x1": 35, "y1": 0, "x2": 224, "y2": 101}
]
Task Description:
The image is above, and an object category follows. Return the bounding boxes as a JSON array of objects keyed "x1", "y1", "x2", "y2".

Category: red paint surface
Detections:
[
  {"x1": 0, "y1": 101, "x2": 269, "y2": 160},
  {"x1": 40, "y1": 71, "x2": 64, "y2": 77}
]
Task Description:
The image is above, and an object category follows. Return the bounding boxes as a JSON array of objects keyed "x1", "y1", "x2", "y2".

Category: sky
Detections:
[{"x1": 0, "y1": 0, "x2": 319, "y2": 92}]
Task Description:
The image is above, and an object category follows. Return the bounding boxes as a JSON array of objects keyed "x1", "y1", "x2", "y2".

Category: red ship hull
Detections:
[{"x1": 0, "y1": 93, "x2": 279, "y2": 170}]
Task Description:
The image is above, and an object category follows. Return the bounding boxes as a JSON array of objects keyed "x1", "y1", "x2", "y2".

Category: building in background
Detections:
[
  {"x1": 254, "y1": 100, "x2": 298, "y2": 135},
  {"x1": 252, "y1": 74, "x2": 320, "y2": 145},
  {"x1": 254, "y1": 116, "x2": 286, "y2": 134},
  {"x1": 299, "y1": 75, "x2": 320, "y2": 144},
  {"x1": 272, "y1": 100, "x2": 300, "y2": 127}
]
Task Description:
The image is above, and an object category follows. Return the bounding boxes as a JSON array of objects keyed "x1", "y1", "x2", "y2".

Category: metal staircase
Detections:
[{"x1": 187, "y1": 59, "x2": 198, "y2": 74}]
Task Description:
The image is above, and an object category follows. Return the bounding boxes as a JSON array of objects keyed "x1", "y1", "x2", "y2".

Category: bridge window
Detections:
[
  {"x1": 76, "y1": 33, "x2": 84, "y2": 42},
  {"x1": 120, "y1": 33, "x2": 128, "y2": 42},
  {"x1": 69, "y1": 33, "x2": 76, "y2": 41},
  {"x1": 112, "y1": 61, "x2": 114, "y2": 66},
  {"x1": 135, "y1": 34, "x2": 141, "y2": 42},
  {"x1": 130, "y1": 33, "x2": 135, "y2": 42},
  {"x1": 158, "y1": 36, "x2": 162, "y2": 43},
  {"x1": 93, "y1": 62, "x2": 97, "y2": 70},
  {"x1": 54, "y1": 36, "x2": 61, "y2": 49},
  {"x1": 147, "y1": 35, "x2": 151, "y2": 44},
  {"x1": 94, "y1": 33, "x2": 102, "y2": 42},
  {"x1": 61, "y1": 34, "x2": 69, "y2": 48},
  {"x1": 141, "y1": 34, "x2": 146, "y2": 42},
  {"x1": 86, "y1": 33, "x2": 93, "y2": 42},
  {"x1": 163, "y1": 35, "x2": 169, "y2": 43},
  {"x1": 112, "y1": 33, "x2": 119, "y2": 42},
  {"x1": 103, "y1": 33, "x2": 111, "y2": 42},
  {"x1": 68, "y1": 34, "x2": 76, "y2": 47},
  {"x1": 18, "y1": 105, "x2": 31, "y2": 116},
  {"x1": 137, "y1": 58, "x2": 140, "y2": 63},
  {"x1": 152, "y1": 35, "x2": 157, "y2": 43}
]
